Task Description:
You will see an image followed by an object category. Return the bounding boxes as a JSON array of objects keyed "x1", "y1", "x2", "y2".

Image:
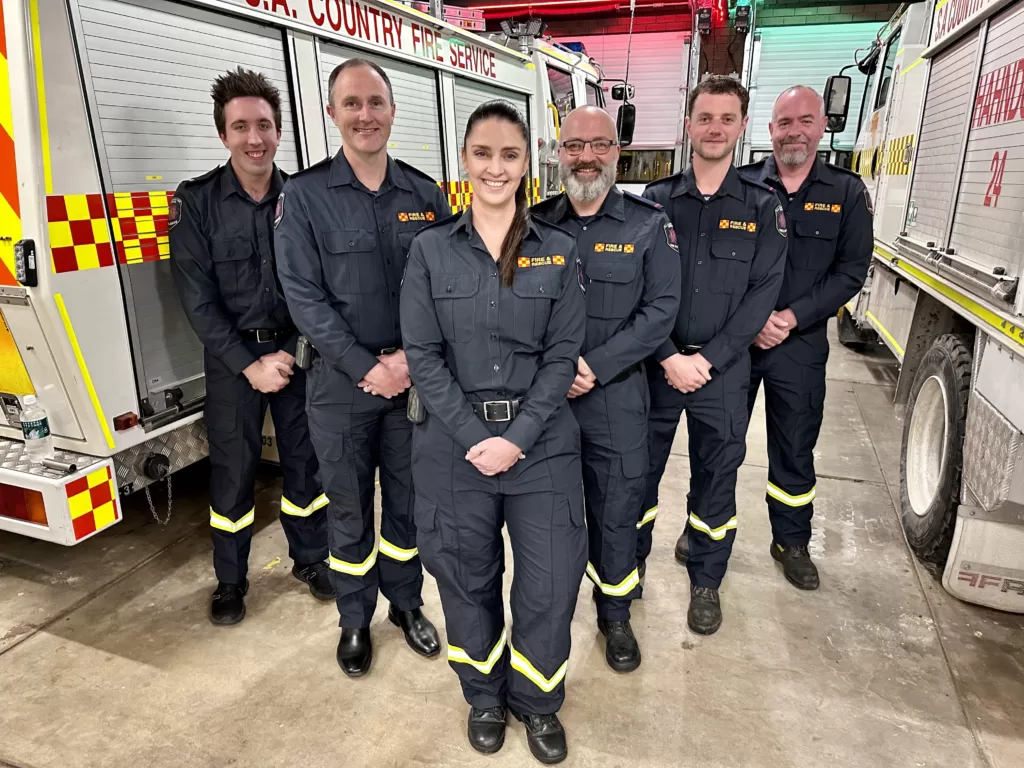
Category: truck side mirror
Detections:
[
  {"x1": 616, "y1": 103, "x2": 636, "y2": 147},
  {"x1": 611, "y1": 83, "x2": 635, "y2": 101},
  {"x1": 823, "y1": 75, "x2": 851, "y2": 133}
]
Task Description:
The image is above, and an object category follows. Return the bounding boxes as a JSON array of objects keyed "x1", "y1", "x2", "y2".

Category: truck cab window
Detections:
[
  {"x1": 874, "y1": 30, "x2": 903, "y2": 110},
  {"x1": 548, "y1": 67, "x2": 575, "y2": 122},
  {"x1": 586, "y1": 82, "x2": 603, "y2": 108}
]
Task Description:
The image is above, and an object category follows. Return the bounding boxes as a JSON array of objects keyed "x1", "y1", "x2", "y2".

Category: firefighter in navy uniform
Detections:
[
  {"x1": 170, "y1": 69, "x2": 333, "y2": 626},
  {"x1": 738, "y1": 85, "x2": 873, "y2": 589},
  {"x1": 274, "y1": 59, "x2": 448, "y2": 677},
  {"x1": 402, "y1": 101, "x2": 585, "y2": 764},
  {"x1": 531, "y1": 106, "x2": 679, "y2": 673},
  {"x1": 636, "y1": 76, "x2": 787, "y2": 635}
]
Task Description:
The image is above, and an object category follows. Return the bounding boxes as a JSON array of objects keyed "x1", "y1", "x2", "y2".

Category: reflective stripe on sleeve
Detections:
[
  {"x1": 766, "y1": 482, "x2": 816, "y2": 508},
  {"x1": 210, "y1": 507, "x2": 254, "y2": 533},
  {"x1": 509, "y1": 644, "x2": 567, "y2": 693},
  {"x1": 329, "y1": 546, "x2": 378, "y2": 576},
  {"x1": 448, "y1": 627, "x2": 507, "y2": 674},
  {"x1": 585, "y1": 562, "x2": 640, "y2": 596},
  {"x1": 687, "y1": 512, "x2": 737, "y2": 540}
]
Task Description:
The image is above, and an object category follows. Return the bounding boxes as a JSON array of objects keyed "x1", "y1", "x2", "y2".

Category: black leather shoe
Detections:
[
  {"x1": 771, "y1": 541, "x2": 820, "y2": 590},
  {"x1": 210, "y1": 580, "x2": 248, "y2": 625},
  {"x1": 511, "y1": 710, "x2": 567, "y2": 764},
  {"x1": 674, "y1": 528, "x2": 690, "y2": 564},
  {"x1": 688, "y1": 585, "x2": 722, "y2": 635},
  {"x1": 597, "y1": 619, "x2": 641, "y2": 672},
  {"x1": 336, "y1": 627, "x2": 372, "y2": 677},
  {"x1": 388, "y1": 605, "x2": 441, "y2": 657},
  {"x1": 468, "y1": 706, "x2": 507, "y2": 754},
  {"x1": 638, "y1": 559, "x2": 647, "y2": 583},
  {"x1": 292, "y1": 561, "x2": 336, "y2": 601}
]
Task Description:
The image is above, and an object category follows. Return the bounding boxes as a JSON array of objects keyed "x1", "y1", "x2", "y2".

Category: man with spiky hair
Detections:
[{"x1": 171, "y1": 67, "x2": 334, "y2": 626}]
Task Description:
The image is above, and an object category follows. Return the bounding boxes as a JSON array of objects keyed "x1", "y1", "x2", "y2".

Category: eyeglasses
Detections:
[{"x1": 561, "y1": 139, "x2": 617, "y2": 156}]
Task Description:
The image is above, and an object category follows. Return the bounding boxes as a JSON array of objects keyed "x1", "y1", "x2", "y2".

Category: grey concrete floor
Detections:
[{"x1": 1, "y1": 322, "x2": 1022, "y2": 768}]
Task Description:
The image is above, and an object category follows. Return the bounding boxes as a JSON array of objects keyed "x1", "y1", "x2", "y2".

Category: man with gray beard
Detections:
[
  {"x1": 531, "y1": 106, "x2": 679, "y2": 672},
  {"x1": 738, "y1": 85, "x2": 873, "y2": 591}
]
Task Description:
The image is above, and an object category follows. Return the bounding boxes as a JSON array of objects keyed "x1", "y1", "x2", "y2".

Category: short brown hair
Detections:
[
  {"x1": 328, "y1": 59, "x2": 395, "y2": 109},
  {"x1": 211, "y1": 67, "x2": 282, "y2": 135},
  {"x1": 687, "y1": 74, "x2": 750, "y2": 118}
]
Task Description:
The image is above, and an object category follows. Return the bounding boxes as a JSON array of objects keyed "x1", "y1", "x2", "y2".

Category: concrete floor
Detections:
[{"x1": 1, "y1": 322, "x2": 1023, "y2": 768}]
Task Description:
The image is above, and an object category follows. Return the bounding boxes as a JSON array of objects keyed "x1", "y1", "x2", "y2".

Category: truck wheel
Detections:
[{"x1": 898, "y1": 334, "x2": 972, "y2": 564}]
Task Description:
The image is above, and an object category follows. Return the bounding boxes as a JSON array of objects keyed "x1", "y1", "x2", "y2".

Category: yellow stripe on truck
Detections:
[{"x1": 29, "y1": 0, "x2": 51, "y2": 194}]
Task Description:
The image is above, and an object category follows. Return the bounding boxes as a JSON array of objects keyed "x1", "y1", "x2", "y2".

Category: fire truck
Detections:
[
  {"x1": 829, "y1": 0, "x2": 1024, "y2": 611},
  {"x1": 0, "y1": 0, "x2": 602, "y2": 545}
]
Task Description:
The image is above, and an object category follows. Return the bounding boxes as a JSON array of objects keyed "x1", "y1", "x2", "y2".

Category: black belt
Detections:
[
  {"x1": 242, "y1": 328, "x2": 293, "y2": 343},
  {"x1": 380, "y1": 346, "x2": 401, "y2": 355},
  {"x1": 679, "y1": 344, "x2": 703, "y2": 356},
  {"x1": 471, "y1": 399, "x2": 522, "y2": 422},
  {"x1": 609, "y1": 362, "x2": 643, "y2": 384}
]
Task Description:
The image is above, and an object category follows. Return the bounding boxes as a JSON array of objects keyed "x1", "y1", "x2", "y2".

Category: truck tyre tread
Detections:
[{"x1": 898, "y1": 333, "x2": 972, "y2": 565}]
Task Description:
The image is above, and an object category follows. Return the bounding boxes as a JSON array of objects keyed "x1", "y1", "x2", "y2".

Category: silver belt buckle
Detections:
[
  {"x1": 483, "y1": 400, "x2": 512, "y2": 422},
  {"x1": 255, "y1": 329, "x2": 273, "y2": 343}
]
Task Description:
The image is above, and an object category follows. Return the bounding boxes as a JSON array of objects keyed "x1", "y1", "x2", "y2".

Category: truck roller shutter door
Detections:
[
  {"x1": 75, "y1": 0, "x2": 300, "y2": 408},
  {"x1": 319, "y1": 44, "x2": 444, "y2": 181},
  {"x1": 906, "y1": 30, "x2": 980, "y2": 248},
  {"x1": 947, "y1": 3, "x2": 1024, "y2": 278},
  {"x1": 452, "y1": 80, "x2": 529, "y2": 183}
]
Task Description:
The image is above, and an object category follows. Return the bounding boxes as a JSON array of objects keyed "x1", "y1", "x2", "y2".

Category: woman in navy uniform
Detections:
[{"x1": 400, "y1": 101, "x2": 586, "y2": 764}]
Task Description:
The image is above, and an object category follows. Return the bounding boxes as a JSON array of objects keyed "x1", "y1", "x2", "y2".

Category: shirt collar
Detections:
[
  {"x1": 764, "y1": 154, "x2": 835, "y2": 188},
  {"x1": 545, "y1": 186, "x2": 625, "y2": 223},
  {"x1": 451, "y1": 206, "x2": 545, "y2": 242},
  {"x1": 328, "y1": 150, "x2": 412, "y2": 192},
  {"x1": 672, "y1": 164, "x2": 745, "y2": 201},
  {"x1": 219, "y1": 162, "x2": 284, "y2": 203}
]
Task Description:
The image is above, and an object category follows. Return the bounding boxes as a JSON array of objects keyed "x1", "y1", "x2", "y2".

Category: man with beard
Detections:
[
  {"x1": 738, "y1": 86, "x2": 873, "y2": 590},
  {"x1": 639, "y1": 75, "x2": 787, "y2": 635},
  {"x1": 531, "y1": 106, "x2": 679, "y2": 671}
]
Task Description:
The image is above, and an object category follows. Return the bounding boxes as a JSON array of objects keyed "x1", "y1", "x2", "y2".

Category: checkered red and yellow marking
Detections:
[
  {"x1": 0, "y1": 3, "x2": 21, "y2": 286},
  {"x1": 45, "y1": 190, "x2": 175, "y2": 273},
  {"x1": 440, "y1": 178, "x2": 544, "y2": 213},
  {"x1": 65, "y1": 465, "x2": 120, "y2": 541}
]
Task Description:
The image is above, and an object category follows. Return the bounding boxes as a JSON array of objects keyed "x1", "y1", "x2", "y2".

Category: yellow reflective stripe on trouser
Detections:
[
  {"x1": 280, "y1": 493, "x2": 328, "y2": 517},
  {"x1": 210, "y1": 507, "x2": 255, "y2": 533},
  {"x1": 585, "y1": 562, "x2": 639, "y2": 596},
  {"x1": 379, "y1": 536, "x2": 418, "y2": 562},
  {"x1": 329, "y1": 546, "x2": 378, "y2": 576},
  {"x1": 687, "y1": 512, "x2": 737, "y2": 541},
  {"x1": 766, "y1": 482, "x2": 816, "y2": 507},
  {"x1": 448, "y1": 627, "x2": 507, "y2": 674},
  {"x1": 509, "y1": 644, "x2": 567, "y2": 693},
  {"x1": 636, "y1": 505, "x2": 658, "y2": 529}
]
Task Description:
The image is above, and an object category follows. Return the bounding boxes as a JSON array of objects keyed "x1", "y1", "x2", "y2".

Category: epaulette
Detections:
[
  {"x1": 288, "y1": 155, "x2": 332, "y2": 179},
  {"x1": 622, "y1": 190, "x2": 663, "y2": 210},
  {"x1": 826, "y1": 162, "x2": 866, "y2": 182},
  {"x1": 415, "y1": 212, "x2": 461, "y2": 234},
  {"x1": 395, "y1": 157, "x2": 442, "y2": 187},
  {"x1": 644, "y1": 171, "x2": 682, "y2": 190},
  {"x1": 738, "y1": 175, "x2": 778, "y2": 196},
  {"x1": 175, "y1": 166, "x2": 220, "y2": 193},
  {"x1": 529, "y1": 213, "x2": 575, "y2": 239},
  {"x1": 737, "y1": 157, "x2": 768, "y2": 174}
]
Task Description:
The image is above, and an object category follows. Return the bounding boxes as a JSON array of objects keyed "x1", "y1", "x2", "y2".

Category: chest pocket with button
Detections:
[
  {"x1": 586, "y1": 258, "x2": 638, "y2": 319},
  {"x1": 431, "y1": 272, "x2": 479, "y2": 343},
  {"x1": 323, "y1": 229, "x2": 382, "y2": 294},
  {"x1": 792, "y1": 216, "x2": 840, "y2": 270},
  {"x1": 511, "y1": 271, "x2": 560, "y2": 344},
  {"x1": 210, "y1": 236, "x2": 258, "y2": 306},
  {"x1": 709, "y1": 238, "x2": 755, "y2": 294}
]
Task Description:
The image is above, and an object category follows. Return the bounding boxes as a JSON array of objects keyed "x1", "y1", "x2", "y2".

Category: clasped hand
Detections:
[
  {"x1": 358, "y1": 350, "x2": 411, "y2": 399},
  {"x1": 466, "y1": 437, "x2": 525, "y2": 476}
]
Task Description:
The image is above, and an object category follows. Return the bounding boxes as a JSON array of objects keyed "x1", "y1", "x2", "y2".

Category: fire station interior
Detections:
[{"x1": 2, "y1": 1, "x2": 1024, "y2": 767}]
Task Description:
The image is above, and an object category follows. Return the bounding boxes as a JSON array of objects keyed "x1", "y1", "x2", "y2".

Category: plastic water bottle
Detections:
[{"x1": 20, "y1": 395, "x2": 54, "y2": 462}]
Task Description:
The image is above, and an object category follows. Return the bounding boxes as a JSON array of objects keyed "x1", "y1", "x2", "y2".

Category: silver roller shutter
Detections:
[
  {"x1": 453, "y1": 80, "x2": 529, "y2": 182},
  {"x1": 947, "y1": 2, "x2": 1024, "y2": 277},
  {"x1": 319, "y1": 44, "x2": 444, "y2": 180},
  {"x1": 906, "y1": 30, "x2": 980, "y2": 246},
  {"x1": 76, "y1": 0, "x2": 299, "y2": 407}
]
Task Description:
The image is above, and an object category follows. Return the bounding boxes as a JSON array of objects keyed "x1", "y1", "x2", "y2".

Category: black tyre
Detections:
[{"x1": 898, "y1": 334, "x2": 972, "y2": 564}]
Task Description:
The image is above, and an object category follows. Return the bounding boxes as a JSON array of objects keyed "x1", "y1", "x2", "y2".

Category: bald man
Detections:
[
  {"x1": 532, "y1": 106, "x2": 680, "y2": 672},
  {"x1": 738, "y1": 85, "x2": 873, "y2": 590}
]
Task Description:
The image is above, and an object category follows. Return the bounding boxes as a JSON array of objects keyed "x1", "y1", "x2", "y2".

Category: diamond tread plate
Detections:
[
  {"x1": 113, "y1": 420, "x2": 208, "y2": 493},
  {"x1": 0, "y1": 438, "x2": 103, "y2": 480},
  {"x1": 963, "y1": 392, "x2": 1022, "y2": 511}
]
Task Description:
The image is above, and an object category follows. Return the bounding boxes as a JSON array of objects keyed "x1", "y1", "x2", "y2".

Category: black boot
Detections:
[
  {"x1": 467, "y1": 706, "x2": 507, "y2": 754},
  {"x1": 687, "y1": 585, "x2": 722, "y2": 635},
  {"x1": 292, "y1": 561, "x2": 336, "y2": 601},
  {"x1": 511, "y1": 710, "x2": 567, "y2": 764},
  {"x1": 336, "y1": 627, "x2": 372, "y2": 677},
  {"x1": 674, "y1": 528, "x2": 690, "y2": 564},
  {"x1": 388, "y1": 605, "x2": 441, "y2": 657},
  {"x1": 597, "y1": 619, "x2": 641, "y2": 672},
  {"x1": 210, "y1": 580, "x2": 248, "y2": 626},
  {"x1": 771, "y1": 542, "x2": 820, "y2": 590}
]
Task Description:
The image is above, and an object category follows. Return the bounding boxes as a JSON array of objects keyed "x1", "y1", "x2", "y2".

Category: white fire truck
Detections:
[
  {"x1": 0, "y1": 0, "x2": 602, "y2": 544},
  {"x1": 831, "y1": 0, "x2": 1024, "y2": 611}
]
